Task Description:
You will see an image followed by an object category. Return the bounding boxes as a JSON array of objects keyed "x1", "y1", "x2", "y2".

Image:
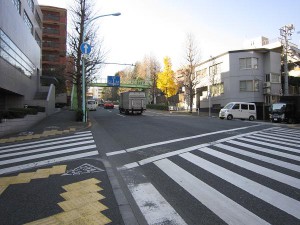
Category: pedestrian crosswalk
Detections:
[
  {"x1": 121, "y1": 127, "x2": 300, "y2": 225},
  {"x1": 0, "y1": 131, "x2": 98, "y2": 175}
]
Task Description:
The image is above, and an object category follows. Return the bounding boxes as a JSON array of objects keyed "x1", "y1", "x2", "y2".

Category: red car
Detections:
[{"x1": 104, "y1": 101, "x2": 114, "y2": 109}]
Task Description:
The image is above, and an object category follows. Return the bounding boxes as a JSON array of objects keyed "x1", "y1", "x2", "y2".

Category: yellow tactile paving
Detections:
[
  {"x1": 0, "y1": 165, "x2": 67, "y2": 196},
  {"x1": 60, "y1": 184, "x2": 103, "y2": 200},
  {"x1": 0, "y1": 185, "x2": 8, "y2": 195},
  {"x1": 62, "y1": 178, "x2": 100, "y2": 192},
  {"x1": 0, "y1": 128, "x2": 79, "y2": 143},
  {"x1": 25, "y1": 178, "x2": 112, "y2": 225},
  {"x1": 58, "y1": 193, "x2": 105, "y2": 211}
]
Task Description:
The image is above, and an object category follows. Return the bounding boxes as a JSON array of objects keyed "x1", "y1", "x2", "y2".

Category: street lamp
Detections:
[{"x1": 82, "y1": 12, "x2": 121, "y2": 122}]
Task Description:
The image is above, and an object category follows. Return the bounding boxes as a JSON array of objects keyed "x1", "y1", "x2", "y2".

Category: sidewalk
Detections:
[{"x1": 0, "y1": 109, "x2": 90, "y2": 143}]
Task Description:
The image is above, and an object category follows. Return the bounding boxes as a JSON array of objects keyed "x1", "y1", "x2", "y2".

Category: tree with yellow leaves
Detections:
[{"x1": 157, "y1": 57, "x2": 178, "y2": 101}]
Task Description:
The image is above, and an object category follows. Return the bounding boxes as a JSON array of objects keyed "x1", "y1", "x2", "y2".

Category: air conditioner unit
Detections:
[
  {"x1": 263, "y1": 87, "x2": 271, "y2": 94},
  {"x1": 263, "y1": 82, "x2": 271, "y2": 88}
]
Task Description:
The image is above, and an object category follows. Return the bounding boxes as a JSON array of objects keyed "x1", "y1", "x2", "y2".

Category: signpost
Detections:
[
  {"x1": 80, "y1": 42, "x2": 92, "y2": 122},
  {"x1": 80, "y1": 42, "x2": 91, "y2": 55},
  {"x1": 107, "y1": 76, "x2": 120, "y2": 87}
]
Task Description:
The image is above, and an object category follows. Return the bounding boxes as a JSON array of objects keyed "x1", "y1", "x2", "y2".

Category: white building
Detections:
[{"x1": 195, "y1": 46, "x2": 282, "y2": 120}]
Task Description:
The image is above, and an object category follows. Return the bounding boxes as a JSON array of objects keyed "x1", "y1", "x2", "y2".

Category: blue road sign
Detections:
[
  {"x1": 80, "y1": 42, "x2": 92, "y2": 54},
  {"x1": 107, "y1": 76, "x2": 120, "y2": 87}
]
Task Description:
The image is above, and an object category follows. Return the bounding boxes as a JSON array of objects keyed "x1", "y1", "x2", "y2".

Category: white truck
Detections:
[{"x1": 119, "y1": 91, "x2": 146, "y2": 115}]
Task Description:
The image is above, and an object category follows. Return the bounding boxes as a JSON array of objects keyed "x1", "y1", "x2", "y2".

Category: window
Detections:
[
  {"x1": 23, "y1": 11, "x2": 33, "y2": 34},
  {"x1": 233, "y1": 104, "x2": 240, "y2": 109},
  {"x1": 35, "y1": 10, "x2": 42, "y2": 29},
  {"x1": 209, "y1": 63, "x2": 222, "y2": 75},
  {"x1": 196, "y1": 68, "x2": 207, "y2": 77},
  {"x1": 265, "y1": 73, "x2": 270, "y2": 82},
  {"x1": 12, "y1": 0, "x2": 21, "y2": 14},
  {"x1": 0, "y1": 29, "x2": 35, "y2": 77},
  {"x1": 27, "y1": 0, "x2": 34, "y2": 12},
  {"x1": 35, "y1": 32, "x2": 41, "y2": 47},
  {"x1": 271, "y1": 73, "x2": 280, "y2": 83},
  {"x1": 240, "y1": 80, "x2": 259, "y2": 92},
  {"x1": 239, "y1": 57, "x2": 258, "y2": 70},
  {"x1": 249, "y1": 104, "x2": 255, "y2": 110},
  {"x1": 211, "y1": 83, "x2": 224, "y2": 96},
  {"x1": 241, "y1": 104, "x2": 248, "y2": 110}
]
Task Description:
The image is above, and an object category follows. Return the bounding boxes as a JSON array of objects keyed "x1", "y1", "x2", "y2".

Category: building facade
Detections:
[
  {"x1": 40, "y1": 5, "x2": 67, "y2": 84},
  {"x1": 0, "y1": 0, "x2": 43, "y2": 109},
  {"x1": 195, "y1": 48, "x2": 281, "y2": 119}
]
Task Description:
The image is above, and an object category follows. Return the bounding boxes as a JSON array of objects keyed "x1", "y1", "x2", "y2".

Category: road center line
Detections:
[
  {"x1": 107, "y1": 124, "x2": 265, "y2": 156},
  {"x1": 117, "y1": 127, "x2": 276, "y2": 170}
]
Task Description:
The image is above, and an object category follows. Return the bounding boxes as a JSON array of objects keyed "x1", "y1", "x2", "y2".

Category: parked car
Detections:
[
  {"x1": 104, "y1": 101, "x2": 114, "y2": 109},
  {"x1": 219, "y1": 102, "x2": 256, "y2": 121}
]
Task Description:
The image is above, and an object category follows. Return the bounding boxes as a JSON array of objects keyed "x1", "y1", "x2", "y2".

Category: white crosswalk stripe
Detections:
[
  {"x1": 124, "y1": 127, "x2": 300, "y2": 224},
  {"x1": 0, "y1": 131, "x2": 98, "y2": 175}
]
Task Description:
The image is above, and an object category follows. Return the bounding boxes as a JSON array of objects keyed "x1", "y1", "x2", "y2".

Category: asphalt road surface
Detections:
[{"x1": 89, "y1": 108, "x2": 300, "y2": 225}]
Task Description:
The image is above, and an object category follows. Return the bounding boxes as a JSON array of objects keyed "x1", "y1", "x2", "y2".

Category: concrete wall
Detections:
[
  {"x1": 0, "y1": 112, "x2": 46, "y2": 137},
  {"x1": 0, "y1": 0, "x2": 42, "y2": 109}
]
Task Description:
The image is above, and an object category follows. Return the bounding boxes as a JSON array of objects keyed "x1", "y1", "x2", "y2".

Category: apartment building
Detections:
[
  {"x1": 0, "y1": 0, "x2": 43, "y2": 110},
  {"x1": 40, "y1": 5, "x2": 67, "y2": 84},
  {"x1": 195, "y1": 47, "x2": 282, "y2": 120}
]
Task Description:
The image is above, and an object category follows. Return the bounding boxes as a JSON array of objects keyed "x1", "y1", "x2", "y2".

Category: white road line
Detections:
[
  {"x1": 106, "y1": 124, "x2": 265, "y2": 156},
  {"x1": 0, "y1": 144, "x2": 97, "y2": 166},
  {"x1": 0, "y1": 133, "x2": 92, "y2": 150},
  {"x1": 0, "y1": 151, "x2": 99, "y2": 175},
  {"x1": 117, "y1": 127, "x2": 277, "y2": 170},
  {"x1": 106, "y1": 150, "x2": 127, "y2": 156},
  {"x1": 228, "y1": 140, "x2": 300, "y2": 162},
  {"x1": 260, "y1": 130, "x2": 300, "y2": 140},
  {"x1": 198, "y1": 147, "x2": 300, "y2": 189},
  {"x1": 0, "y1": 136, "x2": 93, "y2": 154},
  {"x1": 75, "y1": 131, "x2": 92, "y2": 134},
  {"x1": 216, "y1": 143, "x2": 300, "y2": 173},
  {"x1": 268, "y1": 128, "x2": 300, "y2": 135},
  {"x1": 117, "y1": 114, "x2": 126, "y2": 117},
  {"x1": 253, "y1": 133, "x2": 300, "y2": 143},
  {"x1": 128, "y1": 182, "x2": 187, "y2": 225},
  {"x1": 181, "y1": 152, "x2": 300, "y2": 220},
  {"x1": 0, "y1": 140, "x2": 95, "y2": 159},
  {"x1": 247, "y1": 135, "x2": 300, "y2": 147},
  {"x1": 237, "y1": 137, "x2": 300, "y2": 154},
  {"x1": 155, "y1": 158, "x2": 270, "y2": 225}
]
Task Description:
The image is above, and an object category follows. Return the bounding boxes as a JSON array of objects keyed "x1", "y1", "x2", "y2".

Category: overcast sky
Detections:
[{"x1": 38, "y1": 0, "x2": 300, "y2": 79}]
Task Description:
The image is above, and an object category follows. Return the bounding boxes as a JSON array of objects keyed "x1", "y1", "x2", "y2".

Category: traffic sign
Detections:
[
  {"x1": 107, "y1": 76, "x2": 120, "y2": 87},
  {"x1": 80, "y1": 42, "x2": 92, "y2": 54}
]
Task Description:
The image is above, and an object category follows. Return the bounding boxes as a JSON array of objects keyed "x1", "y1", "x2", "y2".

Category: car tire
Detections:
[
  {"x1": 249, "y1": 116, "x2": 255, "y2": 121},
  {"x1": 227, "y1": 115, "x2": 233, "y2": 120}
]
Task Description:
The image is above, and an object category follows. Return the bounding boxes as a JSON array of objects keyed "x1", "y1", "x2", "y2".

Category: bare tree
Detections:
[
  {"x1": 181, "y1": 33, "x2": 201, "y2": 112},
  {"x1": 68, "y1": 0, "x2": 106, "y2": 110}
]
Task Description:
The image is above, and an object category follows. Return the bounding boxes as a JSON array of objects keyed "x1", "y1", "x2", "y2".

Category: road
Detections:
[
  {"x1": 90, "y1": 107, "x2": 300, "y2": 225},
  {"x1": 0, "y1": 107, "x2": 299, "y2": 225}
]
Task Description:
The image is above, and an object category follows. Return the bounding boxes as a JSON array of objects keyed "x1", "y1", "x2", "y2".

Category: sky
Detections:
[{"x1": 37, "y1": 0, "x2": 300, "y2": 79}]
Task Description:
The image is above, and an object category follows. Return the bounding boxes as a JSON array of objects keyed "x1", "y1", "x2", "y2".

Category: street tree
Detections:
[
  {"x1": 180, "y1": 33, "x2": 201, "y2": 112},
  {"x1": 68, "y1": 0, "x2": 106, "y2": 110},
  {"x1": 157, "y1": 57, "x2": 178, "y2": 102}
]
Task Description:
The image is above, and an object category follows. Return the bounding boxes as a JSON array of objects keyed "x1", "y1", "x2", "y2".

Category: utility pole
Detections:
[{"x1": 280, "y1": 24, "x2": 295, "y2": 96}]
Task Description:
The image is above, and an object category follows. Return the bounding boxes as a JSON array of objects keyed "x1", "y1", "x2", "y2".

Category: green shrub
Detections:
[
  {"x1": 28, "y1": 106, "x2": 45, "y2": 112},
  {"x1": 146, "y1": 104, "x2": 169, "y2": 111},
  {"x1": 9, "y1": 108, "x2": 38, "y2": 115}
]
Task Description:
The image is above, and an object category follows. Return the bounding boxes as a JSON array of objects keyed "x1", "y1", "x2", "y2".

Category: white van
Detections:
[
  {"x1": 219, "y1": 102, "x2": 256, "y2": 121},
  {"x1": 87, "y1": 100, "x2": 98, "y2": 111}
]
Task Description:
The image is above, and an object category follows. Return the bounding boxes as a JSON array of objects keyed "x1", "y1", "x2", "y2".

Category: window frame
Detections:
[{"x1": 239, "y1": 57, "x2": 258, "y2": 70}]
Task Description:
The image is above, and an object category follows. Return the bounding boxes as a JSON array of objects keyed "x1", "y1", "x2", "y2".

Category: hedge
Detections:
[{"x1": 146, "y1": 104, "x2": 169, "y2": 111}]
